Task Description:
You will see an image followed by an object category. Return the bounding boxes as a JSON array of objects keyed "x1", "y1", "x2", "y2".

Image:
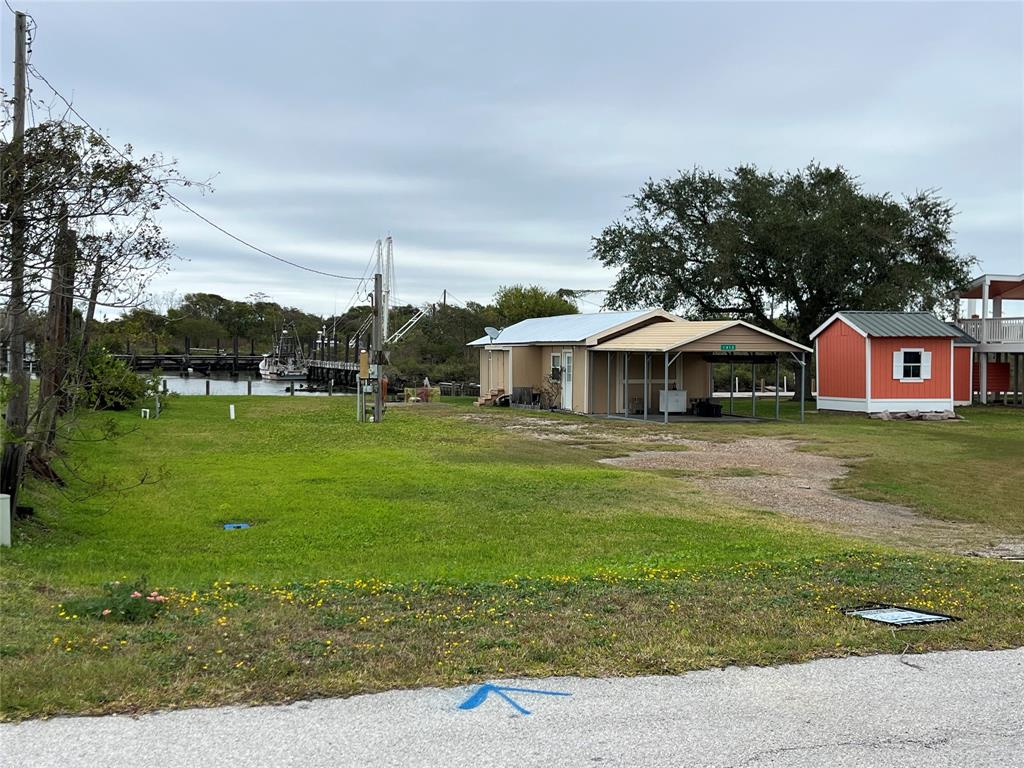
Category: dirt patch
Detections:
[
  {"x1": 459, "y1": 412, "x2": 707, "y2": 447},
  {"x1": 601, "y1": 438, "x2": 1024, "y2": 559}
]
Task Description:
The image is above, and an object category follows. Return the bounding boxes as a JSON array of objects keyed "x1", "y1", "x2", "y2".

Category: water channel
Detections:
[{"x1": 155, "y1": 371, "x2": 348, "y2": 397}]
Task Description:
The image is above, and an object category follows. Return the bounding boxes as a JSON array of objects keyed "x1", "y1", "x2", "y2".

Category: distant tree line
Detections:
[{"x1": 76, "y1": 283, "x2": 579, "y2": 384}]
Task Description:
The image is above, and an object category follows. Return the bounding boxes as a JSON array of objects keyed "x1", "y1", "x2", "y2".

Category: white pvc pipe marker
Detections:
[{"x1": 229, "y1": 404, "x2": 236, "y2": 420}]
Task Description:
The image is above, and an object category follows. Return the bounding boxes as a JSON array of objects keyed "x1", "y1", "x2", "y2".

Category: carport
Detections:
[{"x1": 589, "y1": 320, "x2": 812, "y2": 423}]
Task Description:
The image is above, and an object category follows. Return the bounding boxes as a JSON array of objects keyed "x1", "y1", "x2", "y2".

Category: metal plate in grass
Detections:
[
  {"x1": 844, "y1": 604, "x2": 960, "y2": 626},
  {"x1": 223, "y1": 523, "x2": 251, "y2": 530}
]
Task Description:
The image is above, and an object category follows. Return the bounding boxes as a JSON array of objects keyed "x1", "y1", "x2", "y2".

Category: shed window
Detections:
[
  {"x1": 892, "y1": 348, "x2": 931, "y2": 382},
  {"x1": 902, "y1": 350, "x2": 922, "y2": 379}
]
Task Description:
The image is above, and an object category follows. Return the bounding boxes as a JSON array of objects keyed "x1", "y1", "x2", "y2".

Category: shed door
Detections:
[
  {"x1": 489, "y1": 350, "x2": 508, "y2": 393},
  {"x1": 561, "y1": 350, "x2": 573, "y2": 410}
]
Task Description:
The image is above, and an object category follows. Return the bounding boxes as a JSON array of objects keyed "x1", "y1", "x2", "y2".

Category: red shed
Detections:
[{"x1": 810, "y1": 311, "x2": 976, "y2": 413}]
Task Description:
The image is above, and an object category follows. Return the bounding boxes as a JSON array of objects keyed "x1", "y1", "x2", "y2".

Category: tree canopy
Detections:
[
  {"x1": 493, "y1": 284, "x2": 578, "y2": 326},
  {"x1": 592, "y1": 163, "x2": 976, "y2": 343}
]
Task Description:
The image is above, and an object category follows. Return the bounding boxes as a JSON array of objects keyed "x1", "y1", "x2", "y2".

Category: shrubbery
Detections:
[{"x1": 84, "y1": 349, "x2": 157, "y2": 410}]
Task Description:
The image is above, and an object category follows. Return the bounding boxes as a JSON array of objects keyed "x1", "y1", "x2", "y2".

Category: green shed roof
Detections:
[{"x1": 838, "y1": 311, "x2": 958, "y2": 338}]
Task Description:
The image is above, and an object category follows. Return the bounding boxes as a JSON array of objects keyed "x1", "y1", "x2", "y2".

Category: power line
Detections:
[{"x1": 23, "y1": 62, "x2": 366, "y2": 282}]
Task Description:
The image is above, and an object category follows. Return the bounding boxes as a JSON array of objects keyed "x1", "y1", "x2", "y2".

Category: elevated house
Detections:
[
  {"x1": 811, "y1": 311, "x2": 975, "y2": 414},
  {"x1": 469, "y1": 310, "x2": 811, "y2": 421},
  {"x1": 954, "y1": 273, "x2": 1024, "y2": 404}
]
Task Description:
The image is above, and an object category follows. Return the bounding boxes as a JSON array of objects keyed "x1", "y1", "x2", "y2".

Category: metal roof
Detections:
[
  {"x1": 836, "y1": 311, "x2": 959, "y2": 338},
  {"x1": 591, "y1": 320, "x2": 735, "y2": 352},
  {"x1": 946, "y1": 323, "x2": 978, "y2": 345},
  {"x1": 467, "y1": 310, "x2": 664, "y2": 346},
  {"x1": 592, "y1": 320, "x2": 811, "y2": 353}
]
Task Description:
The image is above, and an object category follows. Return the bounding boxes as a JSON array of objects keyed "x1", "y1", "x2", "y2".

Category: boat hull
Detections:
[{"x1": 259, "y1": 368, "x2": 307, "y2": 381}]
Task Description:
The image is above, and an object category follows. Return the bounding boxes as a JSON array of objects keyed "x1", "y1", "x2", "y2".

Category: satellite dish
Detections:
[{"x1": 484, "y1": 326, "x2": 501, "y2": 341}]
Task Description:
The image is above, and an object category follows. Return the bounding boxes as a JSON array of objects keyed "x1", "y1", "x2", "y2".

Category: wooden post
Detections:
[
  {"x1": 0, "y1": 12, "x2": 29, "y2": 509},
  {"x1": 205, "y1": 380, "x2": 210, "y2": 396},
  {"x1": 247, "y1": 379, "x2": 252, "y2": 396}
]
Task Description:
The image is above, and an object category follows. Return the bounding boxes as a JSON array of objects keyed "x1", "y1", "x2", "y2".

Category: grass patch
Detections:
[
  {"x1": 3, "y1": 554, "x2": 1020, "y2": 719},
  {"x1": 2, "y1": 396, "x2": 1022, "y2": 719}
]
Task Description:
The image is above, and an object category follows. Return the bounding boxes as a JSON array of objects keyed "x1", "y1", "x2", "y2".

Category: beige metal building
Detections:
[{"x1": 469, "y1": 310, "x2": 811, "y2": 420}]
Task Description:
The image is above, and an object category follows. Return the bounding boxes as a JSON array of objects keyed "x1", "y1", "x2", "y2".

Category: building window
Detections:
[
  {"x1": 892, "y1": 348, "x2": 930, "y2": 382},
  {"x1": 902, "y1": 350, "x2": 922, "y2": 379},
  {"x1": 550, "y1": 353, "x2": 561, "y2": 381}
]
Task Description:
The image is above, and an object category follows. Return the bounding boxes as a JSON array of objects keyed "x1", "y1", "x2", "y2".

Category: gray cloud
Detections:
[{"x1": 10, "y1": 1, "x2": 1023, "y2": 316}]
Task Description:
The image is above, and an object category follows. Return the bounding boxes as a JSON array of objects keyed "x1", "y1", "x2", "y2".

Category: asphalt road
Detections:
[{"x1": 3, "y1": 648, "x2": 1022, "y2": 767}]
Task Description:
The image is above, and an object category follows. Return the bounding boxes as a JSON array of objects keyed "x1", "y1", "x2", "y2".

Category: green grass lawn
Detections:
[{"x1": 1, "y1": 396, "x2": 1021, "y2": 719}]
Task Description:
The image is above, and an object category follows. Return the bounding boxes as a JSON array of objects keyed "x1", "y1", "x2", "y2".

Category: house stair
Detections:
[{"x1": 475, "y1": 388, "x2": 505, "y2": 407}]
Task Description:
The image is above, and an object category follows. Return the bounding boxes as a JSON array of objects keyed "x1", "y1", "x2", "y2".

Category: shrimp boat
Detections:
[{"x1": 259, "y1": 327, "x2": 308, "y2": 381}]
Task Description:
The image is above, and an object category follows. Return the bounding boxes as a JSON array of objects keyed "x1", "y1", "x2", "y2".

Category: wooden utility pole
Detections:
[
  {"x1": 372, "y1": 273, "x2": 383, "y2": 423},
  {"x1": 36, "y1": 208, "x2": 77, "y2": 452},
  {"x1": 2, "y1": 12, "x2": 30, "y2": 507}
]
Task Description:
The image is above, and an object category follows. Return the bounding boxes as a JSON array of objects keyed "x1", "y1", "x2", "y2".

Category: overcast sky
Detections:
[{"x1": 6, "y1": 1, "x2": 1024, "y2": 316}]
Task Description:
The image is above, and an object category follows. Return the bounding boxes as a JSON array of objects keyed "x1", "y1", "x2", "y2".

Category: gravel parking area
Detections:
[{"x1": 601, "y1": 437, "x2": 1023, "y2": 557}]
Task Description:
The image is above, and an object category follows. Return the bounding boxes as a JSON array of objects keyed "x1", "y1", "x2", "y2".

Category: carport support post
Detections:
[
  {"x1": 774, "y1": 354, "x2": 781, "y2": 421},
  {"x1": 643, "y1": 353, "x2": 649, "y2": 421},
  {"x1": 624, "y1": 352, "x2": 630, "y2": 419},
  {"x1": 729, "y1": 361, "x2": 734, "y2": 415},
  {"x1": 606, "y1": 351, "x2": 612, "y2": 416},
  {"x1": 800, "y1": 352, "x2": 806, "y2": 423},
  {"x1": 751, "y1": 362, "x2": 757, "y2": 418},
  {"x1": 663, "y1": 351, "x2": 669, "y2": 424},
  {"x1": 588, "y1": 350, "x2": 594, "y2": 413}
]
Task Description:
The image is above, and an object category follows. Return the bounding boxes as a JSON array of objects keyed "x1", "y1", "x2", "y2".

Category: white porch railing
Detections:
[{"x1": 960, "y1": 317, "x2": 1024, "y2": 343}]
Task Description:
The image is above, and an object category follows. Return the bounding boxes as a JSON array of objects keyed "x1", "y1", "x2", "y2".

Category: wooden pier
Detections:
[
  {"x1": 113, "y1": 353, "x2": 264, "y2": 372},
  {"x1": 307, "y1": 360, "x2": 361, "y2": 387}
]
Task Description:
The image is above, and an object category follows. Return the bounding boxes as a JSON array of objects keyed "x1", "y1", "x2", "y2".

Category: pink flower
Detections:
[
  {"x1": 101, "y1": 609, "x2": 112, "y2": 616},
  {"x1": 130, "y1": 591, "x2": 142, "y2": 598},
  {"x1": 150, "y1": 591, "x2": 159, "y2": 597}
]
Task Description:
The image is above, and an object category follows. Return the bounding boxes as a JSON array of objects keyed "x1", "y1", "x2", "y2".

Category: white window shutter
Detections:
[
  {"x1": 921, "y1": 351, "x2": 932, "y2": 380},
  {"x1": 892, "y1": 351, "x2": 903, "y2": 379}
]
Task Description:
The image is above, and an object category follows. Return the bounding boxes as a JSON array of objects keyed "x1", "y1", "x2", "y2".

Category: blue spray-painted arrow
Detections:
[{"x1": 458, "y1": 683, "x2": 571, "y2": 715}]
